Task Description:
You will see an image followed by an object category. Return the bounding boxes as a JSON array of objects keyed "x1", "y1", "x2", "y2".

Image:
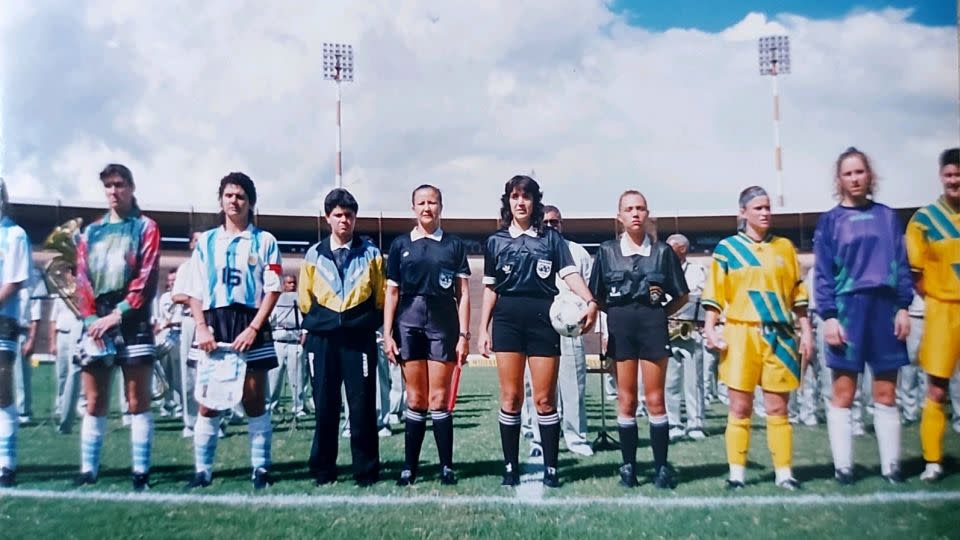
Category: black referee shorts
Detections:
[
  {"x1": 606, "y1": 303, "x2": 671, "y2": 361},
  {"x1": 492, "y1": 295, "x2": 560, "y2": 357},
  {"x1": 395, "y1": 295, "x2": 459, "y2": 362}
]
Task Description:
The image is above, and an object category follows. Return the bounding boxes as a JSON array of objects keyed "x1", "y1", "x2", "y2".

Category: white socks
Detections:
[
  {"x1": 0, "y1": 404, "x2": 18, "y2": 470},
  {"x1": 827, "y1": 405, "x2": 853, "y2": 471},
  {"x1": 873, "y1": 403, "x2": 901, "y2": 475},
  {"x1": 248, "y1": 413, "x2": 272, "y2": 471},
  {"x1": 130, "y1": 412, "x2": 153, "y2": 474},
  {"x1": 81, "y1": 415, "x2": 107, "y2": 475},
  {"x1": 193, "y1": 415, "x2": 219, "y2": 475}
]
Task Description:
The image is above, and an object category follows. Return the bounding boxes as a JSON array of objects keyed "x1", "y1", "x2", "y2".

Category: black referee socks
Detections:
[
  {"x1": 431, "y1": 409, "x2": 454, "y2": 468},
  {"x1": 403, "y1": 409, "x2": 428, "y2": 473},
  {"x1": 537, "y1": 410, "x2": 561, "y2": 471},
  {"x1": 650, "y1": 415, "x2": 669, "y2": 468},
  {"x1": 618, "y1": 416, "x2": 638, "y2": 467},
  {"x1": 498, "y1": 409, "x2": 522, "y2": 469}
]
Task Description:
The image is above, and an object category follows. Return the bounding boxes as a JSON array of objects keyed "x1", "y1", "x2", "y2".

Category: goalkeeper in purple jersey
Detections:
[{"x1": 814, "y1": 147, "x2": 912, "y2": 486}]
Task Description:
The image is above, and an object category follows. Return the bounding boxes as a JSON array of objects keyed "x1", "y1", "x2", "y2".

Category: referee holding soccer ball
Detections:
[
  {"x1": 590, "y1": 190, "x2": 688, "y2": 489},
  {"x1": 477, "y1": 175, "x2": 598, "y2": 488}
]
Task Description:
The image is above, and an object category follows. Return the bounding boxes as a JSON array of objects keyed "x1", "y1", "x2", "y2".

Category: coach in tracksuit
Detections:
[{"x1": 300, "y1": 188, "x2": 386, "y2": 487}]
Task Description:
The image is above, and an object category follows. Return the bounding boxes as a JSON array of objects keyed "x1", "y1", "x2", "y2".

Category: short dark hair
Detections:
[
  {"x1": 324, "y1": 188, "x2": 359, "y2": 215},
  {"x1": 542, "y1": 204, "x2": 561, "y2": 218},
  {"x1": 411, "y1": 184, "x2": 442, "y2": 206},
  {"x1": 499, "y1": 175, "x2": 545, "y2": 231},
  {"x1": 940, "y1": 148, "x2": 959, "y2": 169},
  {"x1": 99, "y1": 163, "x2": 134, "y2": 186},
  {"x1": 218, "y1": 172, "x2": 257, "y2": 224}
]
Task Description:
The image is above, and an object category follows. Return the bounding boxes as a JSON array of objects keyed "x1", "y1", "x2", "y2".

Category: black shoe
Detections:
[
  {"x1": 501, "y1": 463, "x2": 520, "y2": 487},
  {"x1": 542, "y1": 467, "x2": 560, "y2": 488},
  {"x1": 314, "y1": 475, "x2": 336, "y2": 486},
  {"x1": 653, "y1": 464, "x2": 677, "y2": 490},
  {"x1": 834, "y1": 468, "x2": 855, "y2": 486},
  {"x1": 186, "y1": 471, "x2": 211, "y2": 489},
  {"x1": 0, "y1": 467, "x2": 16, "y2": 488},
  {"x1": 74, "y1": 472, "x2": 97, "y2": 487},
  {"x1": 396, "y1": 469, "x2": 416, "y2": 486},
  {"x1": 132, "y1": 472, "x2": 150, "y2": 492},
  {"x1": 725, "y1": 478, "x2": 746, "y2": 490},
  {"x1": 439, "y1": 466, "x2": 457, "y2": 486},
  {"x1": 618, "y1": 463, "x2": 638, "y2": 488},
  {"x1": 252, "y1": 468, "x2": 272, "y2": 490},
  {"x1": 355, "y1": 476, "x2": 377, "y2": 488},
  {"x1": 776, "y1": 477, "x2": 801, "y2": 491},
  {"x1": 882, "y1": 468, "x2": 905, "y2": 485}
]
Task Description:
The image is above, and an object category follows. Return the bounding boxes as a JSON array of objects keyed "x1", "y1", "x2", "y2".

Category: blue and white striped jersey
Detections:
[
  {"x1": 184, "y1": 224, "x2": 282, "y2": 310},
  {"x1": 0, "y1": 217, "x2": 32, "y2": 322}
]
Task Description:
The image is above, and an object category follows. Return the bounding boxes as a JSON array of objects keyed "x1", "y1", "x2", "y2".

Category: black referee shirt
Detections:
[
  {"x1": 386, "y1": 229, "x2": 470, "y2": 298},
  {"x1": 483, "y1": 225, "x2": 576, "y2": 298},
  {"x1": 590, "y1": 235, "x2": 688, "y2": 309}
]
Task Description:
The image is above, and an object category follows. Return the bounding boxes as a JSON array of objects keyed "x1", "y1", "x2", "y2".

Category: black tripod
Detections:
[{"x1": 589, "y1": 354, "x2": 619, "y2": 451}]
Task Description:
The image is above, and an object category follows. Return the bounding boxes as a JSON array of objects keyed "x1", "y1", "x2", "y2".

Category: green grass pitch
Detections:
[{"x1": 1, "y1": 363, "x2": 958, "y2": 539}]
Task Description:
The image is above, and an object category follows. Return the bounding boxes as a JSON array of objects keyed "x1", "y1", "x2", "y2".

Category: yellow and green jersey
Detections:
[{"x1": 906, "y1": 196, "x2": 960, "y2": 302}]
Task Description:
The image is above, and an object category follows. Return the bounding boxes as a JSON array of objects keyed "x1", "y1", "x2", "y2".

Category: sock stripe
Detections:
[
  {"x1": 536, "y1": 412, "x2": 560, "y2": 426},
  {"x1": 405, "y1": 409, "x2": 428, "y2": 423},
  {"x1": 617, "y1": 416, "x2": 637, "y2": 428},
  {"x1": 430, "y1": 410, "x2": 451, "y2": 421},
  {"x1": 498, "y1": 410, "x2": 521, "y2": 426},
  {"x1": 649, "y1": 414, "x2": 668, "y2": 426}
]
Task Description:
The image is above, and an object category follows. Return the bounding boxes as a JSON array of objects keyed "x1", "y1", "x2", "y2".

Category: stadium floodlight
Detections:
[
  {"x1": 758, "y1": 35, "x2": 790, "y2": 207},
  {"x1": 322, "y1": 42, "x2": 355, "y2": 187}
]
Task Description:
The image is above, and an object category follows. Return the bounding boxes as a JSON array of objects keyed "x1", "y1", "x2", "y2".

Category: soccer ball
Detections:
[{"x1": 550, "y1": 295, "x2": 587, "y2": 337}]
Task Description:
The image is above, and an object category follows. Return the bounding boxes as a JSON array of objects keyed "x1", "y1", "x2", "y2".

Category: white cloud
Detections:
[{"x1": 1, "y1": 1, "x2": 956, "y2": 220}]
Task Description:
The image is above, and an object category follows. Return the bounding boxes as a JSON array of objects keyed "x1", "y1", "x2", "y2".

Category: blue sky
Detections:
[{"x1": 608, "y1": 0, "x2": 956, "y2": 30}]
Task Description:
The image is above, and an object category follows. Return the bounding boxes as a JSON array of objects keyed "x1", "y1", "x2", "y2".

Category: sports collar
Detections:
[
  {"x1": 737, "y1": 231, "x2": 773, "y2": 244},
  {"x1": 937, "y1": 196, "x2": 959, "y2": 215},
  {"x1": 216, "y1": 223, "x2": 254, "y2": 239},
  {"x1": 411, "y1": 227, "x2": 443, "y2": 242},
  {"x1": 620, "y1": 234, "x2": 651, "y2": 257},
  {"x1": 508, "y1": 224, "x2": 538, "y2": 238}
]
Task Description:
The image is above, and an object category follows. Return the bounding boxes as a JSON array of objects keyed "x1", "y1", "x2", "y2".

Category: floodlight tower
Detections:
[
  {"x1": 322, "y1": 43, "x2": 354, "y2": 188},
  {"x1": 758, "y1": 35, "x2": 790, "y2": 207}
]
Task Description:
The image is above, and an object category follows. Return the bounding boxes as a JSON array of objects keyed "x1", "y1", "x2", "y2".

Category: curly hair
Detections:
[
  {"x1": 498, "y1": 175, "x2": 545, "y2": 232},
  {"x1": 218, "y1": 172, "x2": 257, "y2": 225}
]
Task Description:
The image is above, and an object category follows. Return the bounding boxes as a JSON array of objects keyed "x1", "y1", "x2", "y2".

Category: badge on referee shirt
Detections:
[
  {"x1": 536, "y1": 259, "x2": 552, "y2": 279},
  {"x1": 438, "y1": 269, "x2": 453, "y2": 289}
]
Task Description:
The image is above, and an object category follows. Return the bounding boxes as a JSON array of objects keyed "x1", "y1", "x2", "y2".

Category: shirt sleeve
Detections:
[
  {"x1": 385, "y1": 238, "x2": 401, "y2": 288},
  {"x1": 813, "y1": 214, "x2": 838, "y2": 320},
  {"x1": 892, "y1": 214, "x2": 914, "y2": 309},
  {"x1": 261, "y1": 233, "x2": 282, "y2": 294},
  {"x1": 117, "y1": 218, "x2": 160, "y2": 315},
  {"x1": 171, "y1": 262, "x2": 190, "y2": 297},
  {"x1": 455, "y1": 238, "x2": 471, "y2": 278},
  {"x1": 701, "y1": 243, "x2": 728, "y2": 314},
  {"x1": 1, "y1": 230, "x2": 30, "y2": 287},
  {"x1": 372, "y1": 249, "x2": 386, "y2": 310},
  {"x1": 482, "y1": 236, "x2": 497, "y2": 286},
  {"x1": 904, "y1": 211, "x2": 928, "y2": 275},
  {"x1": 298, "y1": 248, "x2": 316, "y2": 315},
  {"x1": 184, "y1": 244, "x2": 208, "y2": 302},
  {"x1": 74, "y1": 227, "x2": 97, "y2": 325},
  {"x1": 788, "y1": 242, "x2": 808, "y2": 309},
  {"x1": 588, "y1": 248, "x2": 606, "y2": 309},
  {"x1": 553, "y1": 231, "x2": 577, "y2": 279}
]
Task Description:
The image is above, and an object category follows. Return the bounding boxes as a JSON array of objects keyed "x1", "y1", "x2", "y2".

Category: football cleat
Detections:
[
  {"x1": 653, "y1": 464, "x2": 677, "y2": 490},
  {"x1": 775, "y1": 477, "x2": 801, "y2": 491},
  {"x1": 396, "y1": 469, "x2": 416, "y2": 487},
  {"x1": 834, "y1": 468, "x2": 855, "y2": 486},
  {"x1": 74, "y1": 471, "x2": 98, "y2": 487},
  {"x1": 725, "y1": 478, "x2": 746, "y2": 490},
  {"x1": 252, "y1": 467, "x2": 273, "y2": 490},
  {"x1": 132, "y1": 473, "x2": 150, "y2": 492},
  {"x1": 920, "y1": 463, "x2": 943, "y2": 483},
  {"x1": 186, "y1": 471, "x2": 211, "y2": 489},
  {"x1": 0, "y1": 467, "x2": 16, "y2": 488},
  {"x1": 542, "y1": 467, "x2": 560, "y2": 488},
  {"x1": 881, "y1": 467, "x2": 905, "y2": 485},
  {"x1": 501, "y1": 463, "x2": 520, "y2": 487},
  {"x1": 439, "y1": 466, "x2": 457, "y2": 486},
  {"x1": 687, "y1": 429, "x2": 707, "y2": 441},
  {"x1": 618, "y1": 463, "x2": 638, "y2": 488}
]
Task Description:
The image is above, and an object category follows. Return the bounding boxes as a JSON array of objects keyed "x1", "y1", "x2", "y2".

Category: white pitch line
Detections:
[{"x1": 2, "y1": 488, "x2": 960, "y2": 509}]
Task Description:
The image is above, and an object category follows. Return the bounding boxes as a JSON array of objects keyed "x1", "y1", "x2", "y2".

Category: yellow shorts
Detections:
[
  {"x1": 719, "y1": 321, "x2": 800, "y2": 393},
  {"x1": 919, "y1": 296, "x2": 960, "y2": 379}
]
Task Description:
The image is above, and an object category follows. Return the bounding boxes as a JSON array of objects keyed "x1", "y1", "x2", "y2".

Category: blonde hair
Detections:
[{"x1": 834, "y1": 147, "x2": 877, "y2": 200}]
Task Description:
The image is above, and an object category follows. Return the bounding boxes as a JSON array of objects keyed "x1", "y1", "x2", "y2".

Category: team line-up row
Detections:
[{"x1": 0, "y1": 145, "x2": 956, "y2": 491}]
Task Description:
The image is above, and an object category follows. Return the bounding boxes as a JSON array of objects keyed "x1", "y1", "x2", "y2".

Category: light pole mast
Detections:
[
  {"x1": 322, "y1": 43, "x2": 354, "y2": 188},
  {"x1": 758, "y1": 35, "x2": 791, "y2": 207}
]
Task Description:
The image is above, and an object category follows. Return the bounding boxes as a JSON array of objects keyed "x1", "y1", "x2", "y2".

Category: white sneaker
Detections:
[
  {"x1": 920, "y1": 463, "x2": 943, "y2": 483},
  {"x1": 378, "y1": 426, "x2": 392, "y2": 438},
  {"x1": 669, "y1": 427, "x2": 685, "y2": 442},
  {"x1": 687, "y1": 429, "x2": 707, "y2": 441},
  {"x1": 182, "y1": 427, "x2": 194, "y2": 438},
  {"x1": 567, "y1": 442, "x2": 594, "y2": 457}
]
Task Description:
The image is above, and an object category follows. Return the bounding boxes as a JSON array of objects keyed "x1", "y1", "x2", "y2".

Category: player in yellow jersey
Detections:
[
  {"x1": 702, "y1": 186, "x2": 813, "y2": 490},
  {"x1": 907, "y1": 147, "x2": 960, "y2": 483}
]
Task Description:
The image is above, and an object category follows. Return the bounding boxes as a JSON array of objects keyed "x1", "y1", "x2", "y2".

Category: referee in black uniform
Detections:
[
  {"x1": 477, "y1": 175, "x2": 598, "y2": 488},
  {"x1": 382, "y1": 184, "x2": 470, "y2": 486},
  {"x1": 590, "y1": 190, "x2": 688, "y2": 489}
]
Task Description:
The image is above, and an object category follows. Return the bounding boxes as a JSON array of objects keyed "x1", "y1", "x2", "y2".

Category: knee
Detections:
[
  {"x1": 500, "y1": 390, "x2": 523, "y2": 413},
  {"x1": 618, "y1": 395, "x2": 639, "y2": 417},
  {"x1": 765, "y1": 401, "x2": 788, "y2": 417},
  {"x1": 831, "y1": 388, "x2": 854, "y2": 408},
  {"x1": 728, "y1": 400, "x2": 752, "y2": 419},
  {"x1": 427, "y1": 388, "x2": 447, "y2": 411},
  {"x1": 927, "y1": 378, "x2": 948, "y2": 403},
  {"x1": 406, "y1": 389, "x2": 429, "y2": 411},
  {"x1": 242, "y1": 397, "x2": 265, "y2": 417},
  {"x1": 533, "y1": 394, "x2": 556, "y2": 414},
  {"x1": 126, "y1": 396, "x2": 149, "y2": 415},
  {"x1": 645, "y1": 392, "x2": 666, "y2": 416},
  {"x1": 199, "y1": 406, "x2": 220, "y2": 418}
]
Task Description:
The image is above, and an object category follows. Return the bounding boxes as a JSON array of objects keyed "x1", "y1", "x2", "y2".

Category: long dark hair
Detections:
[
  {"x1": 218, "y1": 172, "x2": 257, "y2": 225},
  {"x1": 99, "y1": 163, "x2": 140, "y2": 211},
  {"x1": 499, "y1": 175, "x2": 545, "y2": 232}
]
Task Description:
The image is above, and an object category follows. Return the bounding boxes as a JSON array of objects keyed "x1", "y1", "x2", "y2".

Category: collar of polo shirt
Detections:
[
  {"x1": 508, "y1": 223, "x2": 538, "y2": 238},
  {"x1": 330, "y1": 235, "x2": 353, "y2": 251},
  {"x1": 410, "y1": 227, "x2": 444, "y2": 242},
  {"x1": 620, "y1": 233, "x2": 651, "y2": 257},
  {"x1": 217, "y1": 223, "x2": 254, "y2": 239}
]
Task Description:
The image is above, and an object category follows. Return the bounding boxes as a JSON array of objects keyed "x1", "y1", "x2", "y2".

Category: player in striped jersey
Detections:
[
  {"x1": 73, "y1": 164, "x2": 161, "y2": 491},
  {"x1": 909, "y1": 147, "x2": 960, "y2": 483},
  {"x1": 815, "y1": 147, "x2": 913, "y2": 485},
  {"x1": 702, "y1": 186, "x2": 813, "y2": 491},
  {"x1": 0, "y1": 179, "x2": 32, "y2": 487},
  {"x1": 183, "y1": 172, "x2": 282, "y2": 490}
]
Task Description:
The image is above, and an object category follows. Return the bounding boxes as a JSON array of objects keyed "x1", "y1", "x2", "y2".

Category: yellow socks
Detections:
[
  {"x1": 766, "y1": 415, "x2": 793, "y2": 470},
  {"x1": 920, "y1": 398, "x2": 946, "y2": 463},
  {"x1": 725, "y1": 415, "x2": 752, "y2": 467}
]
